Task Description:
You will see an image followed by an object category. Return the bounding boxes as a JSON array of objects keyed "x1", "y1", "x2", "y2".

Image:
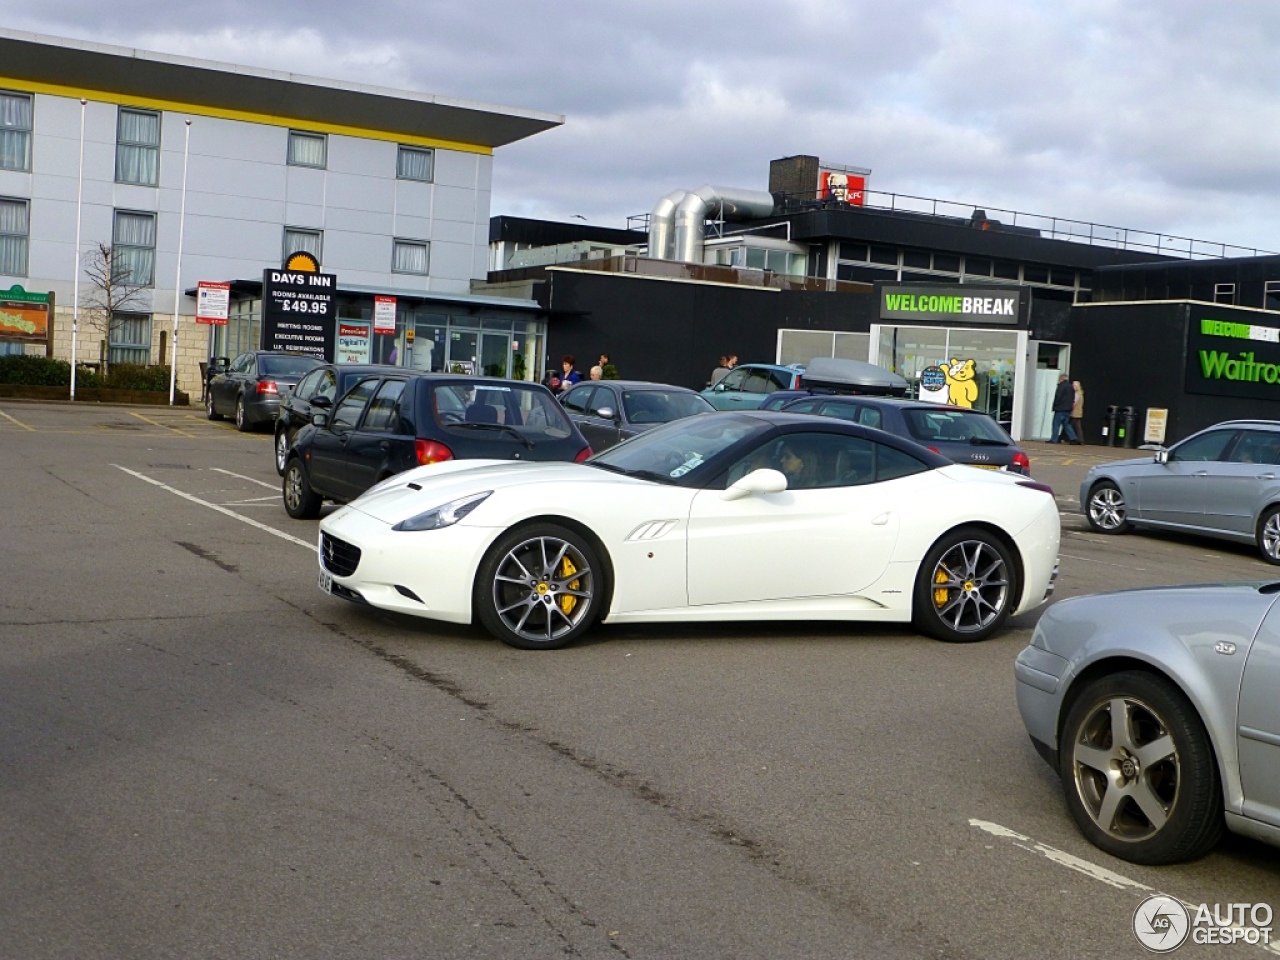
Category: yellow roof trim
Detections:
[{"x1": 0, "y1": 75, "x2": 493, "y2": 155}]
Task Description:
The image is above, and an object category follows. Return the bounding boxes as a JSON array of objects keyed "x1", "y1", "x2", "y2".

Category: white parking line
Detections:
[
  {"x1": 970, "y1": 819, "x2": 1280, "y2": 954},
  {"x1": 211, "y1": 467, "x2": 280, "y2": 490},
  {"x1": 113, "y1": 464, "x2": 315, "y2": 550},
  {"x1": 1058, "y1": 551, "x2": 1145, "y2": 571}
]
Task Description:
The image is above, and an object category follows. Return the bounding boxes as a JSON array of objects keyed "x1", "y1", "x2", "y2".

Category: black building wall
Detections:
[{"x1": 1069, "y1": 302, "x2": 1278, "y2": 445}]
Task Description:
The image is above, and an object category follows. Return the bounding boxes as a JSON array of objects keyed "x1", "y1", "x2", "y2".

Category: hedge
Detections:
[{"x1": 0, "y1": 356, "x2": 173, "y2": 391}]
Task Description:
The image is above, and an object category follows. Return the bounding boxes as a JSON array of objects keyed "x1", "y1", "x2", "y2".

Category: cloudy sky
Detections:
[{"x1": 8, "y1": 1, "x2": 1280, "y2": 254}]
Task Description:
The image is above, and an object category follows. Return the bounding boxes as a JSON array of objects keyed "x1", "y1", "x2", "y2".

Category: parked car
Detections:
[
  {"x1": 700, "y1": 363, "x2": 805, "y2": 410},
  {"x1": 282, "y1": 372, "x2": 592, "y2": 519},
  {"x1": 779, "y1": 395, "x2": 1033, "y2": 475},
  {"x1": 1015, "y1": 581, "x2": 1280, "y2": 864},
  {"x1": 206, "y1": 351, "x2": 323, "y2": 432},
  {"x1": 1081, "y1": 420, "x2": 1280, "y2": 563},
  {"x1": 759, "y1": 358, "x2": 910, "y2": 411},
  {"x1": 560, "y1": 379, "x2": 715, "y2": 451},
  {"x1": 315, "y1": 410, "x2": 1060, "y2": 649},
  {"x1": 273, "y1": 363, "x2": 400, "y2": 474}
]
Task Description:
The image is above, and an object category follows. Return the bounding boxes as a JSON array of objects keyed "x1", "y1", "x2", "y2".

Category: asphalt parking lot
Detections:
[{"x1": 1, "y1": 400, "x2": 1277, "y2": 960}]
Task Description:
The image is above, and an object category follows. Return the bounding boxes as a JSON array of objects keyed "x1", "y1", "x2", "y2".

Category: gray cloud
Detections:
[{"x1": 8, "y1": 0, "x2": 1280, "y2": 251}]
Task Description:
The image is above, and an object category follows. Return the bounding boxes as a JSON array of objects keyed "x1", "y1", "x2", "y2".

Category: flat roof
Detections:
[{"x1": 0, "y1": 29, "x2": 563, "y2": 150}]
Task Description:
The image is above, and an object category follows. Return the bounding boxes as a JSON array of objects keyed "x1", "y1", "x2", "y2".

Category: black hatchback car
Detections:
[
  {"x1": 779, "y1": 395, "x2": 1032, "y2": 475},
  {"x1": 273, "y1": 363, "x2": 400, "y2": 474},
  {"x1": 282, "y1": 372, "x2": 593, "y2": 519},
  {"x1": 206, "y1": 350, "x2": 323, "y2": 432}
]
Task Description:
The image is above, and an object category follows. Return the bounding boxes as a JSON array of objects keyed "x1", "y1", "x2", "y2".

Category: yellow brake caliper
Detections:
[
  {"x1": 559, "y1": 556, "x2": 579, "y2": 615},
  {"x1": 933, "y1": 568, "x2": 950, "y2": 608}
]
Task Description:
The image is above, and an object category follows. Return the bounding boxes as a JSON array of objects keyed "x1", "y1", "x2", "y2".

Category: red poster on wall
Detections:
[{"x1": 819, "y1": 171, "x2": 865, "y2": 206}]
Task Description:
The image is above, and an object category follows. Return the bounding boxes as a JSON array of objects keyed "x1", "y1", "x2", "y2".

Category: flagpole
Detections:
[
  {"x1": 70, "y1": 97, "x2": 86, "y2": 401},
  {"x1": 169, "y1": 118, "x2": 191, "y2": 405}
]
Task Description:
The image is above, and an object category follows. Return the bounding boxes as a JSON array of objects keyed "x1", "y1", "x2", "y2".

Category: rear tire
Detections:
[
  {"x1": 235, "y1": 396, "x2": 252, "y2": 432},
  {"x1": 206, "y1": 392, "x2": 222, "y2": 421},
  {"x1": 282, "y1": 459, "x2": 322, "y2": 520}
]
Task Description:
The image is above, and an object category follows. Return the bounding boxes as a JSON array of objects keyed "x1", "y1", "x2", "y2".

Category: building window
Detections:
[
  {"x1": 1214, "y1": 283, "x2": 1236, "y2": 305},
  {"x1": 116, "y1": 107, "x2": 161, "y2": 185},
  {"x1": 108, "y1": 312, "x2": 151, "y2": 366},
  {"x1": 1265, "y1": 281, "x2": 1280, "y2": 312},
  {"x1": 397, "y1": 146, "x2": 434, "y2": 181},
  {"x1": 0, "y1": 91, "x2": 33, "y2": 172},
  {"x1": 113, "y1": 210, "x2": 157, "y2": 286},
  {"x1": 0, "y1": 197, "x2": 30, "y2": 276},
  {"x1": 932, "y1": 253, "x2": 960, "y2": 274},
  {"x1": 287, "y1": 131, "x2": 327, "y2": 168},
  {"x1": 284, "y1": 227, "x2": 323, "y2": 263},
  {"x1": 392, "y1": 238, "x2": 430, "y2": 274},
  {"x1": 992, "y1": 259, "x2": 1020, "y2": 280}
]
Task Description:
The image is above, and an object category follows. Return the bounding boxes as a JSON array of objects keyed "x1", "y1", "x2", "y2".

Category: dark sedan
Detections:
[
  {"x1": 273, "y1": 363, "x2": 400, "y2": 474},
  {"x1": 283, "y1": 372, "x2": 592, "y2": 519},
  {"x1": 560, "y1": 379, "x2": 715, "y2": 451},
  {"x1": 206, "y1": 351, "x2": 323, "y2": 432},
  {"x1": 780, "y1": 395, "x2": 1032, "y2": 475}
]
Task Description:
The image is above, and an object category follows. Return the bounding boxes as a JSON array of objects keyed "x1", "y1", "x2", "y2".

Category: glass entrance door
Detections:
[{"x1": 479, "y1": 332, "x2": 510, "y2": 378}]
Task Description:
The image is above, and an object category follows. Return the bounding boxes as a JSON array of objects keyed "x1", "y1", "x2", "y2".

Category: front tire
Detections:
[
  {"x1": 913, "y1": 526, "x2": 1015, "y2": 642},
  {"x1": 1257, "y1": 506, "x2": 1280, "y2": 564},
  {"x1": 1058, "y1": 671, "x2": 1223, "y2": 865},
  {"x1": 206, "y1": 392, "x2": 222, "y2": 420},
  {"x1": 475, "y1": 523, "x2": 603, "y2": 650},
  {"x1": 274, "y1": 427, "x2": 290, "y2": 476},
  {"x1": 1086, "y1": 480, "x2": 1130, "y2": 533},
  {"x1": 235, "y1": 396, "x2": 252, "y2": 432},
  {"x1": 282, "y1": 459, "x2": 322, "y2": 519}
]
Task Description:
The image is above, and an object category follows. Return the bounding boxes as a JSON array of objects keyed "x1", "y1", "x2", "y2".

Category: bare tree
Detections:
[{"x1": 80, "y1": 242, "x2": 150, "y2": 376}]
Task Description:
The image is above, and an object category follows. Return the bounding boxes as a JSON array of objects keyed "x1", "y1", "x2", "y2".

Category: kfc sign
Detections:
[{"x1": 819, "y1": 170, "x2": 865, "y2": 206}]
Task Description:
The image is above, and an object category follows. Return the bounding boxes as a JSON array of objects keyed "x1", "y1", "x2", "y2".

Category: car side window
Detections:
[
  {"x1": 818, "y1": 401, "x2": 862, "y2": 423},
  {"x1": 767, "y1": 370, "x2": 792, "y2": 391},
  {"x1": 742, "y1": 369, "x2": 774, "y2": 394},
  {"x1": 1231, "y1": 430, "x2": 1280, "y2": 465},
  {"x1": 786, "y1": 398, "x2": 822, "y2": 414},
  {"x1": 874, "y1": 443, "x2": 928, "y2": 482},
  {"x1": 1171, "y1": 429, "x2": 1236, "y2": 462},
  {"x1": 590, "y1": 390, "x2": 619, "y2": 417},
  {"x1": 857, "y1": 406, "x2": 883, "y2": 429},
  {"x1": 231, "y1": 353, "x2": 252, "y2": 374},
  {"x1": 361, "y1": 379, "x2": 405, "y2": 433},
  {"x1": 294, "y1": 369, "x2": 322, "y2": 399},
  {"x1": 562, "y1": 385, "x2": 595, "y2": 413},
  {"x1": 718, "y1": 368, "x2": 749, "y2": 392},
  {"x1": 726, "y1": 432, "x2": 922, "y2": 491},
  {"x1": 315, "y1": 370, "x2": 339, "y2": 403},
  {"x1": 331, "y1": 378, "x2": 379, "y2": 430}
]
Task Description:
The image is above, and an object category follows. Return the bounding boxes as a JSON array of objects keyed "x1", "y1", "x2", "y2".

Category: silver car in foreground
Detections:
[
  {"x1": 1015, "y1": 582, "x2": 1280, "y2": 864},
  {"x1": 1081, "y1": 419, "x2": 1280, "y2": 563}
]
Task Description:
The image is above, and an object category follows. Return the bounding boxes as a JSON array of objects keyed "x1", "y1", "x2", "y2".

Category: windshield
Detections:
[
  {"x1": 431, "y1": 381, "x2": 574, "y2": 439},
  {"x1": 589, "y1": 413, "x2": 763, "y2": 481},
  {"x1": 621, "y1": 389, "x2": 714, "y2": 424},
  {"x1": 260, "y1": 355, "x2": 322, "y2": 377},
  {"x1": 900, "y1": 408, "x2": 1011, "y2": 444}
]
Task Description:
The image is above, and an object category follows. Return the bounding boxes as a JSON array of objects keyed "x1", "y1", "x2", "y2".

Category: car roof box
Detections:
[{"x1": 801, "y1": 357, "x2": 910, "y2": 396}]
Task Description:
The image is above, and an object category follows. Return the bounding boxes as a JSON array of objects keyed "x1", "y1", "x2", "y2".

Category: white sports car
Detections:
[{"x1": 316, "y1": 412, "x2": 1061, "y2": 649}]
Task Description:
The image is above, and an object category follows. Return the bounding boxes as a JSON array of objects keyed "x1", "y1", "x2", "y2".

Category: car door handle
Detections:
[
  {"x1": 871, "y1": 512, "x2": 891, "y2": 526},
  {"x1": 379, "y1": 441, "x2": 390, "y2": 450},
  {"x1": 1258, "y1": 473, "x2": 1276, "y2": 480},
  {"x1": 1192, "y1": 470, "x2": 1209, "y2": 477}
]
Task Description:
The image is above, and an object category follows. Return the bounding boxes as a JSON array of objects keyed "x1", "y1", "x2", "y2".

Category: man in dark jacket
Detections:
[{"x1": 1051, "y1": 374, "x2": 1079, "y2": 443}]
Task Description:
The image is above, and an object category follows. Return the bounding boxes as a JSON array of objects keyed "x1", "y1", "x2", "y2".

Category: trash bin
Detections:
[
  {"x1": 1120, "y1": 405, "x2": 1138, "y2": 448},
  {"x1": 1103, "y1": 404, "x2": 1119, "y2": 446}
]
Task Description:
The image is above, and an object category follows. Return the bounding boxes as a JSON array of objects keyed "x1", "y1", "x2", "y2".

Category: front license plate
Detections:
[{"x1": 318, "y1": 569, "x2": 333, "y2": 593}]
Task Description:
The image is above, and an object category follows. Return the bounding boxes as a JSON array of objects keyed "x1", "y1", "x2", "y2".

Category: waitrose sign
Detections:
[
  {"x1": 880, "y1": 285, "x2": 1022, "y2": 325},
  {"x1": 1186, "y1": 314, "x2": 1280, "y2": 400}
]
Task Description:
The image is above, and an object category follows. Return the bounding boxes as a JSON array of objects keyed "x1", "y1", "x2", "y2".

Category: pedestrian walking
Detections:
[
  {"x1": 1070, "y1": 380, "x2": 1085, "y2": 445},
  {"x1": 1051, "y1": 374, "x2": 1078, "y2": 443}
]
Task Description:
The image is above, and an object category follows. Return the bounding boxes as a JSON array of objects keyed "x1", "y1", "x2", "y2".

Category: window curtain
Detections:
[
  {"x1": 393, "y1": 240, "x2": 429, "y2": 274},
  {"x1": 113, "y1": 212, "x2": 156, "y2": 285},
  {"x1": 116, "y1": 110, "x2": 160, "y2": 185},
  {"x1": 108, "y1": 313, "x2": 151, "y2": 366},
  {"x1": 0, "y1": 93, "x2": 32, "y2": 171},
  {"x1": 397, "y1": 146, "x2": 433, "y2": 181},
  {"x1": 0, "y1": 198, "x2": 29, "y2": 275},
  {"x1": 284, "y1": 229, "x2": 323, "y2": 262},
  {"x1": 288, "y1": 133, "x2": 326, "y2": 167}
]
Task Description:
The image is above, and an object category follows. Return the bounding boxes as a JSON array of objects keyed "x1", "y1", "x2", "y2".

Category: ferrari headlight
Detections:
[{"x1": 392, "y1": 491, "x2": 492, "y2": 532}]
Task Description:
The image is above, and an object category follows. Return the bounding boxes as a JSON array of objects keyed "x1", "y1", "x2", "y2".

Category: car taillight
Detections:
[
  {"x1": 1016, "y1": 480, "x2": 1055, "y2": 495},
  {"x1": 1012, "y1": 451, "x2": 1031, "y2": 475},
  {"x1": 574, "y1": 446, "x2": 593, "y2": 462},
  {"x1": 927, "y1": 446, "x2": 941, "y2": 454},
  {"x1": 256, "y1": 381, "x2": 278, "y2": 395},
  {"x1": 415, "y1": 440, "x2": 453, "y2": 465}
]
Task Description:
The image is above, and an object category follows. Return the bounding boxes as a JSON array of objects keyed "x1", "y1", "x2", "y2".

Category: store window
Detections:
[
  {"x1": 396, "y1": 146, "x2": 434, "y2": 181},
  {"x1": 0, "y1": 91, "x2": 33, "y2": 172},
  {"x1": 1214, "y1": 283, "x2": 1236, "y2": 305},
  {"x1": 109, "y1": 312, "x2": 151, "y2": 365},
  {"x1": 113, "y1": 210, "x2": 156, "y2": 286},
  {"x1": 287, "y1": 131, "x2": 326, "y2": 168},
  {"x1": 0, "y1": 197, "x2": 30, "y2": 276},
  {"x1": 116, "y1": 108, "x2": 161, "y2": 186},
  {"x1": 875, "y1": 325, "x2": 1020, "y2": 424},
  {"x1": 283, "y1": 227, "x2": 323, "y2": 263}
]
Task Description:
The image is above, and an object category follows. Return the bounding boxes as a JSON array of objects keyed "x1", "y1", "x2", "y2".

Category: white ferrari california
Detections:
[{"x1": 316, "y1": 411, "x2": 1061, "y2": 649}]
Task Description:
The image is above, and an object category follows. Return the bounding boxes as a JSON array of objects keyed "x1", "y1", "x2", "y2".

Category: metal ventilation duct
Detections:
[{"x1": 648, "y1": 184, "x2": 777, "y2": 262}]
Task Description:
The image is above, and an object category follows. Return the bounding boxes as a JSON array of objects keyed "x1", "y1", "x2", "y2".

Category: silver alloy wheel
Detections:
[
  {"x1": 490, "y1": 534, "x2": 595, "y2": 645},
  {"x1": 926, "y1": 538, "x2": 1009, "y2": 635},
  {"x1": 235, "y1": 397, "x2": 247, "y2": 430},
  {"x1": 1261, "y1": 510, "x2": 1280, "y2": 562},
  {"x1": 283, "y1": 464, "x2": 305, "y2": 512},
  {"x1": 1088, "y1": 485, "x2": 1127, "y2": 531},
  {"x1": 275, "y1": 430, "x2": 289, "y2": 474},
  {"x1": 1070, "y1": 694, "x2": 1179, "y2": 845}
]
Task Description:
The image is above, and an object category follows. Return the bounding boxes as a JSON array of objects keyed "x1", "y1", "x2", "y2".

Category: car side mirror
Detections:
[
  {"x1": 721, "y1": 468, "x2": 788, "y2": 501},
  {"x1": 595, "y1": 406, "x2": 617, "y2": 421},
  {"x1": 714, "y1": 383, "x2": 726, "y2": 392},
  {"x1": 210, "y1": 356, "x2": 230, "y2": 373},
  {"x1": 311, "y1": 411, "x2": 328, "y2": 428},
  {"x1": 310, "y1": 395, "x2": 332, "y2": 409},
  {"x1": 1154, "y1": 449, "x2": 1169, "y2": 464}
]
